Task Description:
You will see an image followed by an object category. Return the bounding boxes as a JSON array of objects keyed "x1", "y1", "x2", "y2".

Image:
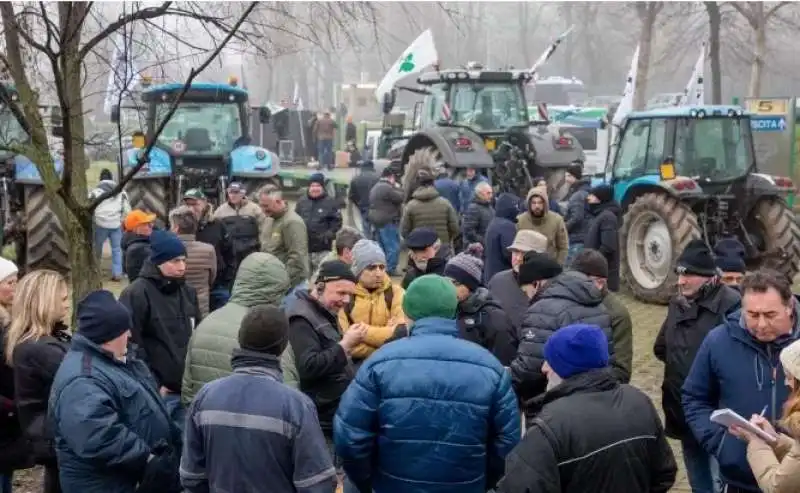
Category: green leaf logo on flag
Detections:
[{"x1": 399, "y1": 53, "x2": 415, "y2": 73}]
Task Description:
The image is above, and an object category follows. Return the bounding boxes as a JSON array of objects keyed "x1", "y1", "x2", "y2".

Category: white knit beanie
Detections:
[
  {"x1": 0, "y1": 257, "x2": 18, "y2": 283},
  {"x1": 780, "y1": 339, "x2": 800, "y2": 381}
]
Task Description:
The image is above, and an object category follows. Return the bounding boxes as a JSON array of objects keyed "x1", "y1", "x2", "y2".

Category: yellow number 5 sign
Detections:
[{"x1": 747, "y1": 99, "x2": 788, "y2": 116}]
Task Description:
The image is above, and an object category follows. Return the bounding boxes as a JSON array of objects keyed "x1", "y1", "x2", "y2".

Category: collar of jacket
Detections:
[
  {"x1": 272, "y1": 206, "x2": 288, "y2": 220},
  {"x1": 231, "y1": 348, "x2": 283, "y2": 381},
  {"x1": 527, "y1": 368, "x2": 617, "y2": 414},
  {"x1": 409, "y1": 317, "x2": 459, "y2": 337},
  {"x1": 177, "y1": 233, "x2": 196, "y2": 242},
  {"x1": 71, "y1": 333, "x2": 134, "y2": 366},
  {"x1": 728, "y1": 298, "x2": 800, "y2": 354}
]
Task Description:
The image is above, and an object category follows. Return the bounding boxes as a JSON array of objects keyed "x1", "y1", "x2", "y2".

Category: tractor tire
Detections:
[
  {"x1": 126, "y1": 179, "x2": 169, "y2": 226},
  {"x1": 620, "y1": 192, "x2": 701, "y2": 304},
  {"x1": 546, "y1": 168, "x2": 570, "y2": 202},
  {"x1": 748, "y1": 198, "x2": 800, "y2": 281},
  {"x1": 19, "y1": 185, "x2": 69, "y2": 274},
  {"x1": 402, "y1": 147, "x2": 439, "y2": 203}
]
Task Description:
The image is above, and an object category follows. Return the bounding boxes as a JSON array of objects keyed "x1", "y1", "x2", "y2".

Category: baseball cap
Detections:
[
  {"x1": 183, "y1": 188, "x2": 207, "y2": 200},
  {"x1": 124, "y1": 210, "x2": 156, "y2": 231},
  {"x1": 227, "y1": 182, "x2": 246, "y2": 193}
]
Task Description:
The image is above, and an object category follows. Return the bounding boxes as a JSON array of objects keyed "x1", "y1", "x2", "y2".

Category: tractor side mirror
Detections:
[
  {"x1": 259, "y1": 106, "x2": 271, "y2": 124},
  {"x1": 382, "y1": 90, "x2": 396, "y2": 115},
  {"x1": 110, "y1": 105, "x2": 120, "y2": 124},
  {"x1": 599, "y1": 118, "x2": 607, "y2": 130}
]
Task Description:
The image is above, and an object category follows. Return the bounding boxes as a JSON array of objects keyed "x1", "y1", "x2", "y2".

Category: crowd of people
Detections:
[{"x1": 0, "y1": 161, "x2": 797, "y2": 493}]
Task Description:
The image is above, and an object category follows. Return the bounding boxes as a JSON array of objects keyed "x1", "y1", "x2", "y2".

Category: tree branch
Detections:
[
  {"x1": 88, "y1": 1, "x2": 258, "y2": 212},
  {"x1": 78, "y1": 2, "x2": 172, "y2": 60}
]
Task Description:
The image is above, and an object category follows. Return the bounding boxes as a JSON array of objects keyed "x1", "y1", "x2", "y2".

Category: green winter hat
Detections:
[{"x1": 402, "y1": 274, "x2": 458, "y2": 321}]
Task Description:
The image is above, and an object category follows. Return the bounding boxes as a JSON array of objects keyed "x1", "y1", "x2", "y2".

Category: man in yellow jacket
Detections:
[{"x1": 338, "y1": 239, "x2": 405, "y2": 365}]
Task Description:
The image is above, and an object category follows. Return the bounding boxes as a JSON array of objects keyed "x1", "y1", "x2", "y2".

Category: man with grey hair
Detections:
[
  {"x1": 258, "y1": 184, "x2": 309, "y2": 290},
  {"x1": 170, "y1": 205, "x2": 217, "y2": 316},
  {"x1": 462, "y1": 181, "x2": 494, "y2": 249}
]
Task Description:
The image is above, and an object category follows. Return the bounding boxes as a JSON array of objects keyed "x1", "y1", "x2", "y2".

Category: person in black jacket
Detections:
[
  {"x1": 498, "y1": 324, "x2": 677, "y2": 493},
  {"x1": 286, "y1": 260, "x2": 364, "y2": 477},
  {"x1": 183, "y1": 189, "x2": 236, "y2": 310},
  {"x1": 584, "y1": 184, "x2": 622, "y2": 291},
  {"x1": 121, "y1": 210, "x2": 157, "y2": 282},
  {"x1": 368, "y1": 168, "x2": 404, "y2": 274},
  {"x1": 348, "y1": 161, "x2": 380, "y2": 239},
  {"x1": 462, "y1": 182, "x2": 494, "y2": 249},
  {"x1": 5, "y1": 269, "x2": 71, "y2": 493},
  {"x1": 483, "y1": 193, "x2": 521, "y2": 282},
  {"x1": 562, "y1": 164, "x2": 592, "y2": 265},
  {"x1": 653, "y1": 239, "x2": 740, "y2": 493},
  {"x1": 295, "y1": 173, "x2": 344, "y2": 273},
  {"x1": 119, "y1": 230, "x2": 202, "y2": 434},
  {"x1": 444, "y1": 252, "x2": 517, "y2": 365},
  {"x1": 402, "y1": 227, "x2": 448, "y2": 289},
  {"x1": 511, "y1": 265, "x2": 624, "y2": 406}
]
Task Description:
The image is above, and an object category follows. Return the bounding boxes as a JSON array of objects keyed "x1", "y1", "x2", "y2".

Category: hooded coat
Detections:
[
  {"x1": 563, "y1": 178, "x2": 592, "y2": 244},
  {"x1": 585, "y1": 200, "x2": 623, "y2": 291},
  {"x1": 484, "y1": 194, "x2": 521, "y2": 282},
  {"x1": 400, "y1": 186, "x2": 460, "y2": 245},
  {"x1": 516, "y1": 188, "x2": 569, "y2": 264},
  {"x1": 122, "y1": 232, "x2": 150, "y2": 282},
  {"x1": 181, "y1": 252, "x2": 297, "y2": 406},
  {"x1": 337, "y1": 276, "x2": 405, "y2": 361}
]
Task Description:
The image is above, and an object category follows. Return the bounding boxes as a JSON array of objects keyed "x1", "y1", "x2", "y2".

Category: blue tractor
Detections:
[
  {"x1": 599, "y1": 105, "x2": 800, "y2": 304},
  {"x1": 116, "y1": 78, "x2": 277, "y2": 221},
  {"x1": 0, "y1": 84, "x2": 68, "y2": 272}
]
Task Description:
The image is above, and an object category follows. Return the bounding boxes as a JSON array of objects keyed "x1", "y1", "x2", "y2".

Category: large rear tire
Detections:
[
  {"x1": 748, "y1": 198, "x2": 800, "y2": 281},
  {"x1": 621, "y1": 192, "x2": 701, "y2": 304},
  {"x1": 19, "y1": 185, "x2": 69, "y2": 274},
  {"x1": 126, "y1": 179, "x2": 169, "y2": 226}
]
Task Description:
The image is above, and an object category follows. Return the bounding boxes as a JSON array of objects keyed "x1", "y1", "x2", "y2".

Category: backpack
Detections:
[{"x1": 344, "y1": 286, "x2": 394, "y2": 325}]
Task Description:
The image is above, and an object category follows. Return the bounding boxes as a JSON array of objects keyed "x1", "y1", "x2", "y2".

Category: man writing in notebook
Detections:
[{"x1": 682, "y1": 269, "x2": 800, "y2": 493}]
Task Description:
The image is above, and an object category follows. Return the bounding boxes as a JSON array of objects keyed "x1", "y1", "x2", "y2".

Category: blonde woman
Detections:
[
  {"x1": 0, "y1": 258, "x2": 18, "y2": 328},
  {"x1": 6, "y1": 270, "x2": 70, "y2": 493},
  {"x1": 730, "y1": 339, "x2": 800, "y2": 493}
]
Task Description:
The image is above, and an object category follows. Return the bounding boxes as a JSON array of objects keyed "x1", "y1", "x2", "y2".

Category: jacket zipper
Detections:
[{"x1": 766, "y1": 345, "x2": 777, "y2": 422}]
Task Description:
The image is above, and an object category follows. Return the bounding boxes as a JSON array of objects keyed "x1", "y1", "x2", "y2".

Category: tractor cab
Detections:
[
  {"x1": 605, "y1": 105, "x2": 800, "y2": 305},
  {"x1": 122, "y1": 77, "x2": 276, "y2": 206}
]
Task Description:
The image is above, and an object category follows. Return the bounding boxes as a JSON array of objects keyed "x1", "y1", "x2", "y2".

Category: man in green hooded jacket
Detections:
[{"x1": 181, "y1": 252, "x2": 299, "y2": 406}]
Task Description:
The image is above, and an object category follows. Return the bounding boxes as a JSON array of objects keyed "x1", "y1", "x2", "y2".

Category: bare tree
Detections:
[
  {"x1": 704, "y1": 2, "x2": 723, "y2": 104},
  {"x1": 633, "y1": 2, "x2": 664, "y2": 109},
  {"x1": 731, "y1": 1, "x2": 791, "y2": 97}
]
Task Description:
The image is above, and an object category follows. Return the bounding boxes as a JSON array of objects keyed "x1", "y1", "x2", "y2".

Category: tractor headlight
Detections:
[
  {"x1": 690, "y1": 109, "x2": 698, "y2": 118},
  {"x1": 696, "y1": 110, "x2": 706, "y2": 119}
]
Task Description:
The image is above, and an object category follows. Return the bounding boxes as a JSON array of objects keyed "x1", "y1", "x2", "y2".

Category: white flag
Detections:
[
  {"x1": 678, "y1": 46, "x2": 705, "y2": 106},
  {"x1": 375, "y1": 29, "x2": 438, "y2": 103},
  {"x1": 104, "y1": 34, "x2": 140, "y2": 116},
  {"x1": 612, "y1": 44, "x2": 640, "y2": 126},
  {"x1": 529, "y1": 26, "x2": 575, "y2": 76},
  {"x1": 293, "y1": 81, "x2": 303, "y2": 111}
]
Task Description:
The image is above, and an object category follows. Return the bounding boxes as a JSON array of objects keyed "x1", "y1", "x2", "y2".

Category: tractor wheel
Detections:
[
  {"x1": 746, "y1": 198, "x2": 800, "y2": 281},
  {"x1": 19, "y1": 185, "x2": 69, "y2": 274},
  {"x1": 402, "y1": 147, "x2": 439, "y2": 203},
  {"x1": 126, "y1": 179, "x2": 169, "y2": 226},
  {"x1": 621, "y1": 192, "x2": 701, "y2": 304},
  {"x1": 546, "y1": 168, "x2": 571, "y2": 202}
]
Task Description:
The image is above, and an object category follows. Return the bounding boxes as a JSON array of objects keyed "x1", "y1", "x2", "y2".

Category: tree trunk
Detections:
[
  {"x1": 64, "y1": 213, "x2": 100, "y2": 310},
  {"x1": 749, "y1": 15, "x2": 767, "y2": 97},
  {"x1": 634, "y1": 9, "x2": 656, "y2": 110},
  {"x1": 705, "y1": 2, "x2": 723, "y2": 104}
]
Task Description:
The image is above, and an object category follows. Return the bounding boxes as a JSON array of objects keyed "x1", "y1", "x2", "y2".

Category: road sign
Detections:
[
  {"x1": 747, "y1": 98, "x2": 788, "y2": 116},
  {"x1": 751, "y1": 116, "x2": 787, "y2": 132}
]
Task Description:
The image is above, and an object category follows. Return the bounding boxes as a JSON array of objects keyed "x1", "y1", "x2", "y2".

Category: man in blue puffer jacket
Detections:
[
  {"x1": 483, "y1": 193, "x2": 521, "y2": 282},
  {"x1": 334, "y1": 274, "x2": 520, "y2": 493},
  {"x1": 682, "y1": 269, "x2": 800, "y2": 493}
]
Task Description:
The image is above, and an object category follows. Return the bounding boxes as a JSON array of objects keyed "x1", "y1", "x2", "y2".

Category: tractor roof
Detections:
[
  {"x1": 143, "y1": 82, "x2": 248, "y2": 97},
  {"x1": 417, "y1": 69, "x2": 533, "y2": 85},
  {"x1": 627, "y1": 105, "x2": 747, "y2": 119},
  {"x1": 535, "y1": 76, "x2": 585, "y2": 86}
]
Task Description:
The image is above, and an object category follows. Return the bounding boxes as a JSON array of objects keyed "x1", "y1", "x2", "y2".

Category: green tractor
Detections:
[
  {"x1": 382, "y1": 62, "x2": 584, "y2": 198},
  {"x1": 600, "y1": 105, "x2": 800, "y2": 304}
]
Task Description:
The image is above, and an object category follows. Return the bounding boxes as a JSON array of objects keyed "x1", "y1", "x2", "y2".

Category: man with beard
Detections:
[
  {"x1": 516, "y1": 186, "x2": 568, "y2": 265},
  {"x1": 287, "y1": 260, "x2": 365, "y2": 483},
  {"x1": 402, "y1": 227, "x2": 448, "y2": 289},
  {"x1": 584, "y1": 184, "x2": 622, "y2": 291},
  {"x1": 295, "y1": 173, "x2": 344, "y2": 273},
  {"x1": 653, "y1": 239, "x2": 741, "y2": 493}
]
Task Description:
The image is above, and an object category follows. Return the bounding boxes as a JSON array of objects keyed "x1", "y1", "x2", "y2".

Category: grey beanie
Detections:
[
  {"x1": 351, "y1": 239, "x2": 387, "y2": 278},
  {"x1": 444, "y1": 253, "x2": 484, "y2": 291}
]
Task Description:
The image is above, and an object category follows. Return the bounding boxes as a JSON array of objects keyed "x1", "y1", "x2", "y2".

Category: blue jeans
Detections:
[
  {"x1": 209, "y1": 286, "x2": 230, "y2": 312},
  {"x1": 164, "y1": 393, "x2": 186, "y2": 433},
  {"x1": 0, "y1": 473, "x2": 12, "y2": 493},
  {"x1": 566, "y1": 242, "x2": 584, "y2": 266},
  {"x1": 376, "y1": 223, "x2": 400, "y2": 274},
  {"x1": 682, "y1": 438, "x2": 723, "y2": 493},
  {"x1": 358, "y1": 208, "x2": 373, "y2": 240},
  {"x1": 317, "y1": 139, "x2": 334, "y2": 169},
  {"x1": 94, "y1": 226, "x2": 123, "y2": 277}
]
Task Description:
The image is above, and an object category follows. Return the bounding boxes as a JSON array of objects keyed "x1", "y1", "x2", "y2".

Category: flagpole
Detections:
[{"x1": 293, "y1": 81, "x2": 307, "y2": 163}]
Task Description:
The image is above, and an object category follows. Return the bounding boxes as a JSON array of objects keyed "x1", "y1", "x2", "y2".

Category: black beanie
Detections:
[
  {"x1": 567, "y1": 163, "x2": 583, "y2": 180},
  {"x1": 676, "y1": 239, "x2": 718, "y2": 277},
  {"x1": 317, "y1": 260, "x2": 358, "y2": 284},
  {"x1": 518, "y1": 252, "x2": 563, "y2": 285},
  {"x1": 589, "y1": 184, "x2": 614, "y2": 204},
  {"x1": 78, "y1": 290, "x2": 133, "y2": 344},
  {"x1": 238, "y1": 305, "x2": 289, "y2": 356},
  {"x1": 571, "y1": 250, "x2": 609, "y2": 279}
]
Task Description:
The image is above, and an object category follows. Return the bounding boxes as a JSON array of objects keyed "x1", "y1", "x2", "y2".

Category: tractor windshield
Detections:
[
  {"x1": 449, "y1": 82, "x2": 528, "y2": 132},
  {"x1": 0, "y1": 103, "x2": 28, "y2": 147},
  {"x1": 674, "y1": 117, "x2": 752, "y2": 181},
  {"x1": 153, "y1": 101, "x2": 243, "y2": 155}
]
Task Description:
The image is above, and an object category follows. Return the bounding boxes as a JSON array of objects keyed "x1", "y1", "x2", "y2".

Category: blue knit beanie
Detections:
[
  {"x1": 714, "y1": 238, "x2": 746, "y2": 273},
  {"x1": 543, "y1": 324, "x2": 609, "y2": 379},
  {"x1": 150, "y1": 230, "x2": 186, "y2": 265},
  {"x1": 78, "y1": 290, "x2": 133, "y2": 344}
]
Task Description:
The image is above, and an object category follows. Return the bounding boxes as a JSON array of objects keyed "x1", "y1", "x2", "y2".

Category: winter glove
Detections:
[
  {"x1": 136, "y1": 444, "x2": 181, "y2": 493},
  {"x1": 384, "y1": 324, "x2": 409, "y2": 344}
]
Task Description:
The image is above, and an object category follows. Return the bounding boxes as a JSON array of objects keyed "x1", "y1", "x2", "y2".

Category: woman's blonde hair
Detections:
[
  {"x1": 5, "y1": 269, "x2": 67, "y2": 364},
  {"x1": 782, "y1": 376, "x2": 800, "y2": 437}
]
